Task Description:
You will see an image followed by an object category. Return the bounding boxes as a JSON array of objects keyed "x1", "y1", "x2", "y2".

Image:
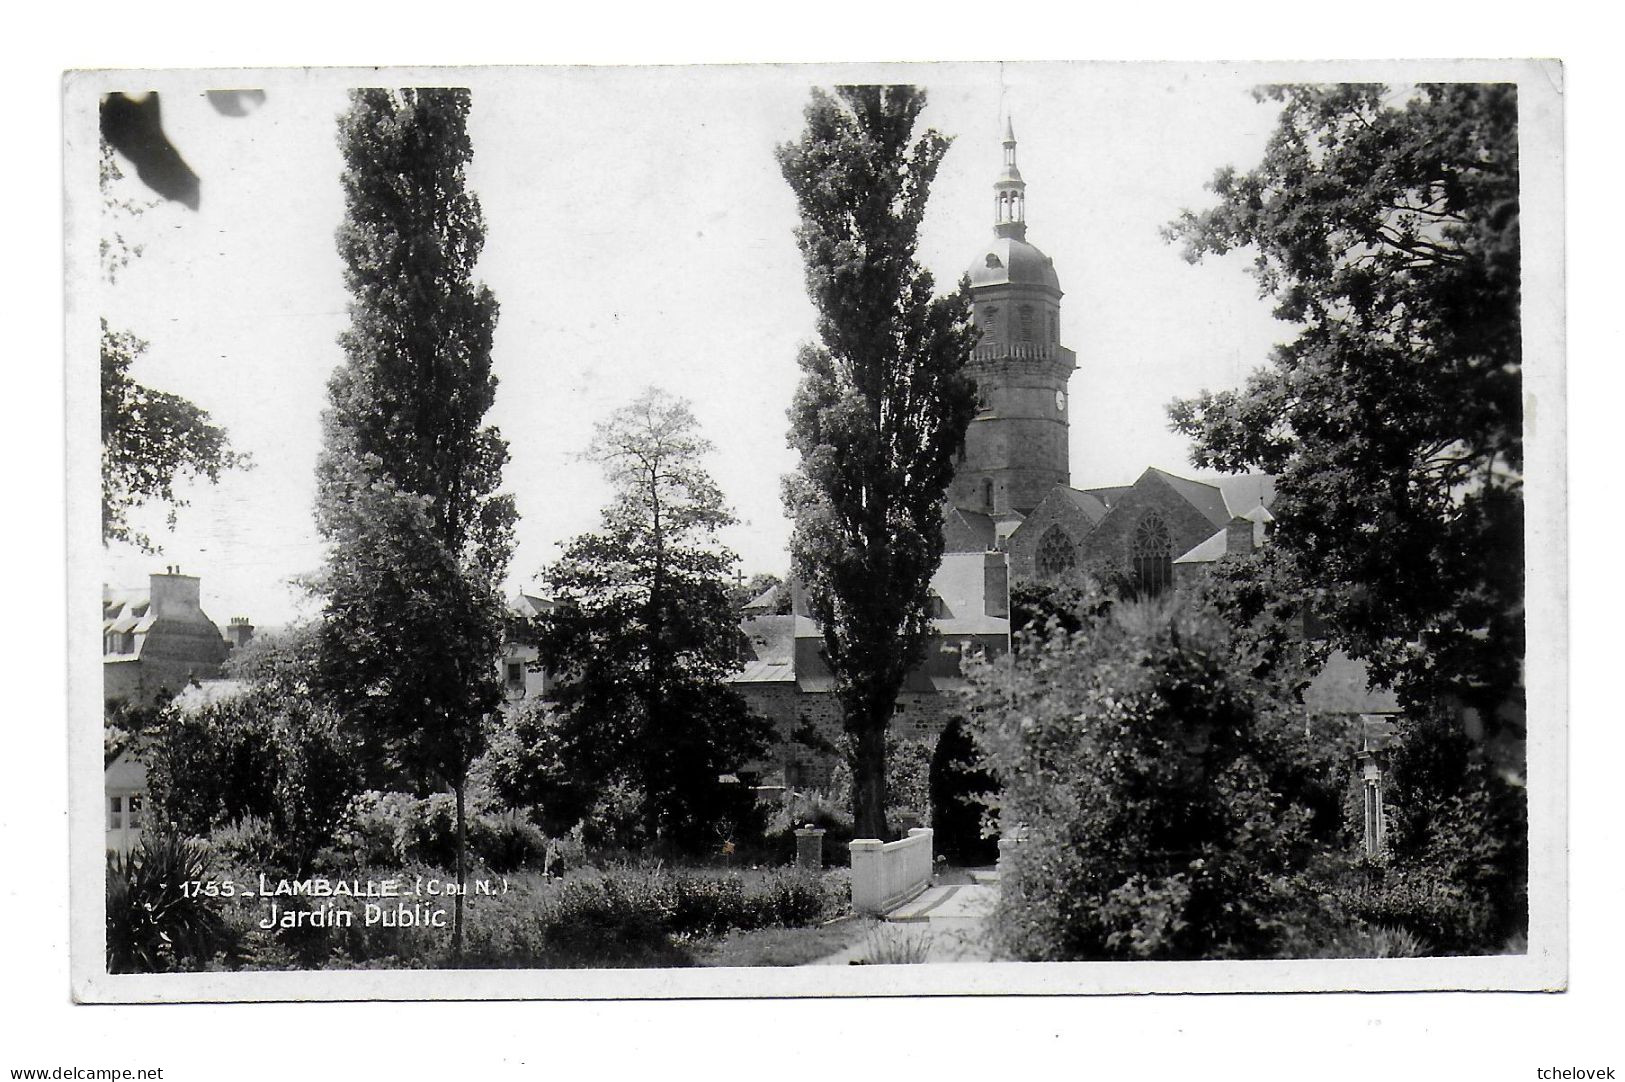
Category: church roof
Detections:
[
  {"x1": 944, "y1": 506, "x2": 998, "y2": 552},
  {"x1": 968, "y1": 235, "x2": 1061, "y2": 291},
  {"x1": 1081, "y1": 484, "x2": 1135, "y2": 510},
  {"x1": 741, "y1": 584, "x2": 782, "y2": 614},
  {"x1": 1148, "y1": 468, "x2": 1233, "y2": 529},
  {"x1": 1173, "y1": 528, "x2": 1229, "y2": 565},
  {"x1": 1055, "y1": 487, "x2": 1109, "y2": 525}
]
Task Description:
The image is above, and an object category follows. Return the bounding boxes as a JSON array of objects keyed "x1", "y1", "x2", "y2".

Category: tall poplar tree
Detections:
[
  {"x1": 776, "y1": 86, "x2": 978, "y2": 839},
  {"x1": 314, "y1": 89, "x2": 514, "y2": 958}
]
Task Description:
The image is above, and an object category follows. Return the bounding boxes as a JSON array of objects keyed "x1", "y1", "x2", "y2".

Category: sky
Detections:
[{"x1": 94, "y1": 63, "x2": 1291, "y2": 628}]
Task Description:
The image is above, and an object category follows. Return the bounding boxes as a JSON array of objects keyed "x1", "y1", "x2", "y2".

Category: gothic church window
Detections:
[
  {"x1": 1131, "y1": 511, "x2": 1174, "y2": 597},
  {"x1": 1036, "y1": 526, "x2": 1077, "y2": 579}
]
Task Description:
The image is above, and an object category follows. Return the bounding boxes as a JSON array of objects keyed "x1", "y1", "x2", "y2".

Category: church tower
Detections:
[{"x1": 949, "y1": 119, "x2": 1077, "y2": 517}]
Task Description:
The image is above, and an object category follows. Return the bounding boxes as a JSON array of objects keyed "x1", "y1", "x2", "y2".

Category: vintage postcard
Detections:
[{"x1": 65, "y1": 59, "x2": 1566, "y2": 1002}]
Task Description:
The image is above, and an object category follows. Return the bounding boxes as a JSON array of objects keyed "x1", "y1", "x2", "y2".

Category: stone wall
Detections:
[
  {"x1": 1005, "y1": 487, "x2": 1105, "y2": 580},
  {"x1": 1079, "y1": 474, "x2": 1224, "y2": 574},
  {"x1": 738, "y1": 683, "x2": 964, "y2": 789}
]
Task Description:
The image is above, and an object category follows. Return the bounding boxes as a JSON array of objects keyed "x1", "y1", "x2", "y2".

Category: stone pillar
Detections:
[
  {"x1": 996, "y1": 825, "x2": 1028, "y2": 878},
  {"x1": 849, "y1": 839, "x2": 886, "y2": 915},
  {"x1": 794, "y1": 825, "x2": 826, "y2": 870}
]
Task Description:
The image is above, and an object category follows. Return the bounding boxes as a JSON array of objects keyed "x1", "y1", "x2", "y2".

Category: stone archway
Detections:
[{"x1": 928, "y1": 716, "x2": 999, "y2": 866}]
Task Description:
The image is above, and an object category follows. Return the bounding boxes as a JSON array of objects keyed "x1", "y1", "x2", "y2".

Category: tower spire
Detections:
[{"x1": 994, "y1": 114, "x2": 1026, "y2": 239}]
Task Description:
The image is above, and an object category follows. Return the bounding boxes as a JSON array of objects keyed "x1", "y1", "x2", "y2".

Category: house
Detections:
[
  {"x1": 103, "y1": 568, "x2": 251, "y2": 710},
  {"x1": 502, "y1": 593, "x2": 557, "y2": 704},
  {"x1": 104, "y1": 749, "x2": 148, "y2": 855}
]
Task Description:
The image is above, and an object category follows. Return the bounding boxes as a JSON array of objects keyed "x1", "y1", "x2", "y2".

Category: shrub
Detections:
[
  {"x1": 541, "y1": 869, "x2": 675, "y2": 965},
  {"x1": 885, "y1": 735, "x2": 932, "y2": 828},
  {"x1": 473, "y1": 810, "x2": 550, "y2": 873},
  {"x1": 964, "y1": 598, "x2": 1335, "y2": 961},
  {"x1": 206, "y1": 815, "x2": 285, "y2": 875},
  {"x1": 332, "y1": 790, "x2": 420, "y2": 866},
  {"x1": 138, "y1": 681, "x2": 361, "y2": 873},
  {"x1": 1377, "y1": 709, "x2": 1528, "y2": 953},
  {"x1": 764, "y1": 787, "x2": 853, "y2": 866},
  {"x1": 107, "y1": 833, "x2": 228, "y2": 973},
  {"x1": 579, "y1": 780, "x2": 648, "y2": 852}
]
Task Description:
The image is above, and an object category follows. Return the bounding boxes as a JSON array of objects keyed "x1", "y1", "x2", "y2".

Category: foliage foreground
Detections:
[
  {"x1": 966, "y1": 594, "x2": 1524, "y2": 961},
  {"x1": 107, "y1": 829, "x2": 850, "y2": 972}
]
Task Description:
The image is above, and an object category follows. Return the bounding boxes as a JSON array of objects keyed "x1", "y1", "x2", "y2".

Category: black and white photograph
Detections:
[{"x1": 62, "y1": 58, "x2": 1564, "y2": 1007}]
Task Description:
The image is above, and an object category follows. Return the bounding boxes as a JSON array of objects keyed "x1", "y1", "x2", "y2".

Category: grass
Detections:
[
  {"x1": 686, "y1": 917, "x2": 877, "y2": 967},
  {"x1": 853, "y1": 923, "x2": 935, "y2": 965}
]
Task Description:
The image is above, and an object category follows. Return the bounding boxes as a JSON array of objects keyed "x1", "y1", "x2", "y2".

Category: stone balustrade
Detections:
[{"x1": 849, "y1": 827, "x2": 934, "y2": 915}]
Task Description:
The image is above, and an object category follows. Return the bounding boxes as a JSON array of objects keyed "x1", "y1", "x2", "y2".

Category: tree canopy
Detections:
[
  {"x1": 534, "y1": 388, "x2": 771, "y2": 850},
  {"x1": 776, "y1": 85, "x2": 979, "y2": 839},
  {"x1": 1164, "y1": 84, "x2": 1523, "y2": 771},
  {"x1": 313, "y1": 88, "x2": 514, "y2": 954}
]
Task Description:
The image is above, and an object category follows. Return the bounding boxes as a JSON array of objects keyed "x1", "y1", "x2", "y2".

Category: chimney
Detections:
[
  {"x1": 984, "y1": 551, "x2": 1010, "y2": 618},
  {"x1": 1225, "y1": 517, "x2": 1256, "y2": 557},
  {"x1": 225, "y1": 616, "x2": 256, "y2": 650},
  {"x1": 148, "y1": 569, "x2": 202, "y2": 619}
]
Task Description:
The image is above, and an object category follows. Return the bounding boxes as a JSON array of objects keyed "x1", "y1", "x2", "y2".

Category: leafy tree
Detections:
[
  {"x1": 534, "y1": 388, "x2": 771, "y2": 850},
  {"x1": 776, "y1": 85, "x2": 979, "y2": 839},
  {"x1": 1164, "y1": 84, "x2": 1523, "y2": 775},
  {"x1": 963, "y1": 598, "x2": 1346, "y2": 960},
  {"x1": 480, "y1": 699, "x2": 596, "y2": 836},
  {"x1": 312, "y1": 88, "x2": 515, "y2": 957}
]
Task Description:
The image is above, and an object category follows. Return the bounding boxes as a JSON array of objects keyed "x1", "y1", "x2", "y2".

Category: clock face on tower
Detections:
[{"x1": 1055, "y1": 389, "x2": 1066, "y2": 412}]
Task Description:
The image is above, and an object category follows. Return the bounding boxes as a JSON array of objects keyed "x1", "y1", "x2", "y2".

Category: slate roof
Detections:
[
  {"x1": 950, "y1": 508, "x2": 998, "y2": 551},
  {"x1": 742, "y1": 584, "x2": 781, "y2": 613},
  {"x1": 1055, "y1": 487, "x2": 1109, "y2": 525},
  {"x1": 102, "y1": 590, "x2": 157, "y2": 638},
  {"x1": 734, "y1": 615, "x2": 797, "y2": 683},
  {"x1": 1149, "y1": 468, "x2": 1233, "y2": 529},
  {"x1": 1173, "y1": 528, "x2": 1229, "y2": 565},
  {"x1": 1080, "y1": 484, "x2": 1134, "y2": 510}
]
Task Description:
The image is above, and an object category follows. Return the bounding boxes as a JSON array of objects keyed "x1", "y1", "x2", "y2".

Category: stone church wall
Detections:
[
  {"x1": 1079, "y1": 477, "x2": 1224, "y2": 573},
  {"x1": 1006, "y1": 489, "x2": 1104, "y2": 580}
]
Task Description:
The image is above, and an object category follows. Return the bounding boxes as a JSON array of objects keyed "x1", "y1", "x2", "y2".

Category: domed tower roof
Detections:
[
  {"x1": 970, "y1": 235, "x2": 1061, "y2": 291},
  {"x1": 965, "y1": 117, "x2": 1061, "y2": 294}
]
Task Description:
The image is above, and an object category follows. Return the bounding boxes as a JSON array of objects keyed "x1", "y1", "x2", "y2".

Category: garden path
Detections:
[{"x1": 807, "y1": 871, "x2": 1001, "y2": 965}]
